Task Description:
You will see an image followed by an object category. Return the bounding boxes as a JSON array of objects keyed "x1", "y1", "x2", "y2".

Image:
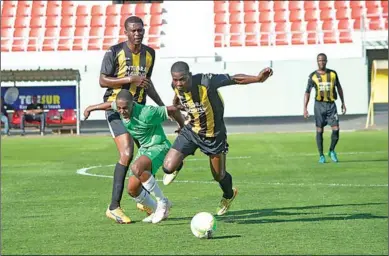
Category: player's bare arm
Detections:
[
  {"x1": 232, "y1": 67, "x2": 273, "y2": 84},
  {"x1": 145, "y1": 79, "x2": 165, "y2": 106},
  {"x1": 336, "y1": 83, "x2": 346, "y2": 115},
  {"x1": 84, "y1": 102, "x2": 113, "y2": 120},
  {"x1": 166, "y1": 105, "x2": 185, "y2": 129},
  {"x1": 99, "y1": 74, "x2": 146, "y2": 89},
  {"x1": 303, "y1": 91, "x2": 311, "y2": 119}
]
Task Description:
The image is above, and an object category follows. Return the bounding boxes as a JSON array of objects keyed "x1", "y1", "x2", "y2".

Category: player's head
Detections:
[
  {"x1": 171, "y1": 61, "x2": 191, "y2": 91},
  {"x1": 317, "y1": 53, "x2": 327, "y2": 71},
  {"x1": 116, "y1": 89, "x2": 134, "y2": 119},
  {"x1": 124, "y1": 16, "x2": 145, "y2": 46},
  {"x1": 31, "y1": 95, "x2": 38, "y2": 104}
]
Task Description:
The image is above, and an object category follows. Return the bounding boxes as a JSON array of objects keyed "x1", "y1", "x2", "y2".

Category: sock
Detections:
[
  {"x1": 134, "y1": 188, "x2": 157, "y2": 212},
  {"x1": 142, "y1": 175, "x2": 165, "y2": 202},
  {"x1": 316, "y1": 131, "x2": 324, "y2": 156},
  {"x1": 330, "y1": 129, "x2": 339, "y2": 151},
  {"x1": 109, "y1": 163, "x2": 129, "y2": 210},
  {"x1": 218, "y1": 172, "x2": 234, "y2": 199}
]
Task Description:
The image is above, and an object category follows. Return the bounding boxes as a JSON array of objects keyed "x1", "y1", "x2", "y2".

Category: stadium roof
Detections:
[{"x1": 0, "y1": 69, "x2": 81, "y2": 83}]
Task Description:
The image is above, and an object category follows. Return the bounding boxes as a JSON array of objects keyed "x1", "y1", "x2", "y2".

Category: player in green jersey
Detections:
[{"x1": 84, "y1": 89, "x2": 185, "y2": 224}]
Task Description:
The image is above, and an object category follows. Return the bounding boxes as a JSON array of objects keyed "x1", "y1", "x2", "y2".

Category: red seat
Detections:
[
  {"x1": 306, "y1": 21, "x2": 318, "y2": 44},
  {"x1": 2, "y1": 5, "x2": 16, "y2": 17},
  {"x1": 62, "y1": 1, "x2": 75, "y2": 8},
  {"x1": 334, "y1": 1, "x2": 348, "y2": 10},
  {"x1": 16, "y1": 5, "x2": 30, "y2": 17},
  {"x1": 11, "y1": 110, "x2": 24, "y2": 127},
  {"x1": 42, "y1": 28, "x2": 59, "y2": 51},
  {"x1": 304, "y1": 1, "x2": 317, "y2": 10},
  {"x1": 229, "y1": 13, "x2": 242, "y2": 24},
  {"x1": 1, "y1": 17, "x2": 14, "y2": 29},
  {"x1": 75, "y1": 16, "x2": 88, "y2": 28},
  {"x1": 260, "y1": 23, "x2": 271, "y2": 46},
  {"x1": 322, "y1": 21, "x2": 334, "y2": 31},
  {"x1": 274, "y1": 1, "x2": 287, "y2": 11},
  {"x1": 229, "y1": 34, "x2": 242, "y2": 47},
  {"x1": 106, "y1": 16, "x2": 119, "y2": 27},
  {"x1": 214, "y1": 35, "x2": 224, "y2": 47},
  {"x1": 339, "y1": 31, "x2": 353, "y2": 43},
  {"x1": 214, "y1": 13, "x2": 227, "y2": 24},
  {"x1": 91, "y1": 5, "x2": 104, "y2": 16},
  {"x1": 62, "y1": 5, "x2": 75, "y2": 17},
  {"x1": 304, "y1": 9, "x2": 318, "y2": 21},
  {"x1": 106, "y1": 4, "x2": 119, "y2": 16},
  {"x1": 258, "y1": 1, "x2": 271, "y2": 12},
  {"x1": 150, "y1": 15, "x2": 163, "y2": 26},
  {"x1": 338, "y1": 20, "x2": 351, "y2": 30},
  {"x1": 244, "y1": 12, "x2": 256, "y2": 24},
  {"x1": 259, "y1": 11, "x2": 272, "y2": 23},
  {"x1": 88, "y1": 27, "x2": 103, "y2": 50},
  {"x1": 32, "y1": 1, "x2": 45, "y2": 8},
  {"x1": 323, "y1": 31, "x2": 337, "y2": 44},
  {"x1": 368, "y1": 17, "x2": 382, "y2": 30},
  {"x1": 215, "y1": 24, "x2": 227, "y2": 34},
  {"x1": 46, "y1": 110, "x2": 62, "y2": 125},
  {"x1": 229, "y1": 1, "x2": 241, "y2": 13},
  {"x1": 46, "y1": 5, "x2": 61, "y2": 17},
  {"x1": 351, "y1": 8, "x2": 363, "y2": 19},
  {"x1": 288, "y1": 1, "x2": 301, "y2": 11},
  {"x1": 103, "y1": 27, "x2": 119, "y2": 50},
  {"x1": 383, "y1": 5, "x2": 389, "y2": 15},
  {"x1": 274, "y1": 10, "x2": 287, "y2": 22},
  {"x1": 72, "y1": 27, "x2": 87, "y2": 50},
  {"x1": 147, "y1": 37, "x2": 159, "y2": 49},
  {"x1": 243, "y1": 1, "x2": 256, "y2": 12},
  {"x1": 90, "y1": 16, "x2": 104, "y2": 27},
  {"x1": 12, "y1": 28, "x2": 28, "y2": 52},
  {"x1": 350, "y1": 1, "x2": 363, "y2": 9},
  {"x1": 365, "y1": 1, "x2": 380, "y2": 9},
  {"x1": 320, "y1": 10, "x2": 333, "y2": 20},
  {"x1": 214, "y1": 1, "x2": 227, "y2": 13},
  {"x1": 245, "y1": 24, "x2": 257, "y2": 46},
  {"x1": 76, "y1": 5, "x2": 88, "y2": 16},
  {"x1": 336, "y1": 8, "x2": 349, "y2": 20},
  {"x1": 275, "y1": 22, "x2": 288, "y2": 45},
  {"x1": 61, "y1": 109, "x2": 76, "y2": 125},
  {"x1": 121, "y1": 4, "x2": 133, "y2": 17},
  {"x1": 30, "y1": 17, "x2": 45, "y2": 28},
  {"x1": 135, "y1": 3, "x2": 147, "y2": 15},
  {"x1": 150, "y1": 3, "x2": 163, "y2": 14},
  {"x1": 47, "y1": 1, "x2": 61, "y2": 8},
  {"x1": 291, "y1": 33, "x2": 304, "y2": 45},
  {"x1": 46, "y1": 16, "x2": 60, "y2": 28},
  {"x1": 319, "y1": 1, "x2": 333, "y2": 10},
  {"x1": 289, "y1": 10, "x2": 302, "y2": 21},
  {"x1": 353, "y1": 19, "x2": 365, "y2": 30},
  {"x1": 27, "y1": 28, "x2": 43, "y2": 51},
  {"x1": 14, "y1": 16, "x2": 29, "y2": 28},
  {"x1": 366, "y1": 6, "x2": 381, "y2": 16},
  {"x1": 61, "y1": 16, "x2": 75, "y2": 28},
  {"x1": 3, "y1": 1, "x2": 17, "y2": 9},
  {"x1": 57, "y1": 27, "x2": 73, "y2": 51},
  {"x1": 1, "y1": 29, "x2": 12, "y2": 52}
]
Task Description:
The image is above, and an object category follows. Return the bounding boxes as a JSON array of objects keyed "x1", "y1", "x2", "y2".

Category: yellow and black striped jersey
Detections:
[
  {"x1": 172, "y1": 73, "x2": 235, "y2": 138},
  {"x1": 306, "y1": 69, "x2": 341, "y2": 102},
  {"x1": 100, "y1": 42, "x2": 155, "y2": 104}
]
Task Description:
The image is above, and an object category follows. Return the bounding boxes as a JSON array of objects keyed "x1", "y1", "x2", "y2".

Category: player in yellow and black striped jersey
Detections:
[
  {"x1": 304, "y1": 53, "x2": 347, "y2": 164},
  {"x1": 162, "y1": 61, "x2": 273, "y2": 216},
  {"x1": 98, "y1": 16, "x2": 166, "y2": 224}
]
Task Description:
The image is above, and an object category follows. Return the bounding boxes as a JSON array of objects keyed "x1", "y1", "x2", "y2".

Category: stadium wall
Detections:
[{"x1": 1, "y1": 51, "x2": 368, "y2": 120}]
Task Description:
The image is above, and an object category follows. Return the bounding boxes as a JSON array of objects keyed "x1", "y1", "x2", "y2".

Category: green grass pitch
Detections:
[{"x1": 1, "y1": 130, "x2": 388, "y2": 255}]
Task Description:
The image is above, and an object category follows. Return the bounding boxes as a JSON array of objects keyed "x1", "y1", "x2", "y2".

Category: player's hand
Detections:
[
  {"x1": 140, "y1": 78, "x2": 152, "y2": 89},
  {"x1": 83, "y1": 108, "x2": 91, "y2": 121},
  {"x1": 341, "y1": 104, "x2": 347, "y2": 115},
  {"x1": 128, "y1": 76, "x2": 146, "y2": 87},
  {"x1": 174, "y1": 126, "x2": 182, "y2": 134},
  {"x1": 303, "y1": 108, "x2": 309, "y2": 119},
  {"x1": 257, "y1": 67, "x2": 273, "y2": 82}
]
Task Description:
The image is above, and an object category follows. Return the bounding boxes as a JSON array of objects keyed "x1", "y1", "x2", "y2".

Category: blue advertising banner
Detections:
[{"x1": 1, "y1": 86, "x2": 76, "y2": 110}]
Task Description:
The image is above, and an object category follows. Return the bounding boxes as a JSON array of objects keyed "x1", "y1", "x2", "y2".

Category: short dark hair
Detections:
[
  {"x1": 124, "y1": 16, "x2": 144, "y2": 30},
  {"x1": 116, "y1": 89, "x2": 134, "y2": 103},
  {"x1": 317, "y1": 53, "x2": 327, "y2": 60},
  {"x1": 171, "y1": 61, "x2": 190, "y2": 74}
]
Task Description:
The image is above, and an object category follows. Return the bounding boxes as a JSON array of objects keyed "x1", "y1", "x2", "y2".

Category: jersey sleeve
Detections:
[
  {"x1": 210, "y1": 74, "x2": 236, "y2": 89},
  {"x1": 146, "y1": 49, "x2": 156, "y2": 78},
  {"x1": 305, "y1": 75, "x2": 315, "y2": 93},
  {"x1": 110, "y1": 101, "x2": 117, "y2": 111},
  {"x1": 144, "y1": 106, "x2": 168, "y2": 125},
  {"x1": 100, "y1": 48, "x2": 116, "y2": 76},
  {"x1": 334, "y1": 71, "x2": 342, "y2": 88}
]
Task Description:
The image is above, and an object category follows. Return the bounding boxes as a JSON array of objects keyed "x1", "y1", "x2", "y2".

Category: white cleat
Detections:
[
  {"x1": 152, "y1": 198, "x2": 172, "y2": 224},
  {"x1": 163, "y1": 171, "x2": 179, "y2": 185},
  {"x1": 142, "y1": 213, "x2": 155, "y2": 223}
]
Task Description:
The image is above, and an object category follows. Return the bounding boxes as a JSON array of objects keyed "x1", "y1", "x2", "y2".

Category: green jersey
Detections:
[{"x1": 111, "y1": 102, "x2": 168, "y2": 148}]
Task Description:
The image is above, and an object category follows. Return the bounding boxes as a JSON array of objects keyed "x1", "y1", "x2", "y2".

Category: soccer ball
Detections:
[{"x1": 190, "y1": 212, "x2": 217, "y2": 239}]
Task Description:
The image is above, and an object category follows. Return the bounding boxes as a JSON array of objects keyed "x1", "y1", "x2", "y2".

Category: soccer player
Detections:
[
  {"x1": 304, "y1": 53, "x2": 346, "y2": 163},
  {"x1": 162, "y1": 61, "x2": 273, "y2": 216},
  {"x1": 99, "y1": 16, "x2": 165, "y2": 223},
  {"x1": 83, "y1": 89, "x2": 185, "y2": 224}
]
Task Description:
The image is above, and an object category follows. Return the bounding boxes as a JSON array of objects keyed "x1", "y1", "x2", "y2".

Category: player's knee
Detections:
[
  {"x1": 316, "y1": 127, "x2": 323, "y2": 133},
  {"x1": 119, "y1": 150, "x2": 132, "y2": 166},
  {"x1": 130, "y1": 163, "x2": 142, "y2": 178}
]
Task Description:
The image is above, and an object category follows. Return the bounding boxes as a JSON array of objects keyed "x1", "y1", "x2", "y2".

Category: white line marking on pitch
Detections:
[{"x1": 76, "y1": 164, "x2": 388, "y2": 188}]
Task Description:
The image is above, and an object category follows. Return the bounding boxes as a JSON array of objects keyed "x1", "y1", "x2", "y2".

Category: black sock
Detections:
[
  {"x1": 109, "y1": 163, "x2": 129, "y2": 210},
  {"x1": 316, "y1": 131, "x2": 324, "y2": 156},
  {"x1": 218, "y1": 172, "x2": 233, "y2": 199},
  {"x1": 330, "y1": 129, "x2": 339, "y2": 151}
]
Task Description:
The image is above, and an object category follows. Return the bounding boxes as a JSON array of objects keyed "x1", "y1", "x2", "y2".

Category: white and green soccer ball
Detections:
[{"x1": 190, "y1": 212, "x2": 217, "y2": 239}]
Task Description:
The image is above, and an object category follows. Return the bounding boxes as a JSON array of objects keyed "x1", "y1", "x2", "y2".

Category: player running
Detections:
[
  {"x1": 162, "y1": 61, "x2": 273, "y2": 216},
  {"x1": 84, "y1": 89, "x2": 184, "y2": 224}
]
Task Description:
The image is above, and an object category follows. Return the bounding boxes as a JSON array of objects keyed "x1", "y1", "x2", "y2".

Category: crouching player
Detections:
[{"x1": 84, "y1": 89, "x2": 184, "y2": 223}]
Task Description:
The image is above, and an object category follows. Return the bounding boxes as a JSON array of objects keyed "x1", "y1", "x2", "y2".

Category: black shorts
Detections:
[
  {"x1": 172, "y1": 125, "x2": 229, "y2": 156},
  {"x1": 105, "y1": 110, "x2": 127, "y2": 138},
  {"x1": 314, "y1": 101, "x2": 339, "y2": 128}
]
